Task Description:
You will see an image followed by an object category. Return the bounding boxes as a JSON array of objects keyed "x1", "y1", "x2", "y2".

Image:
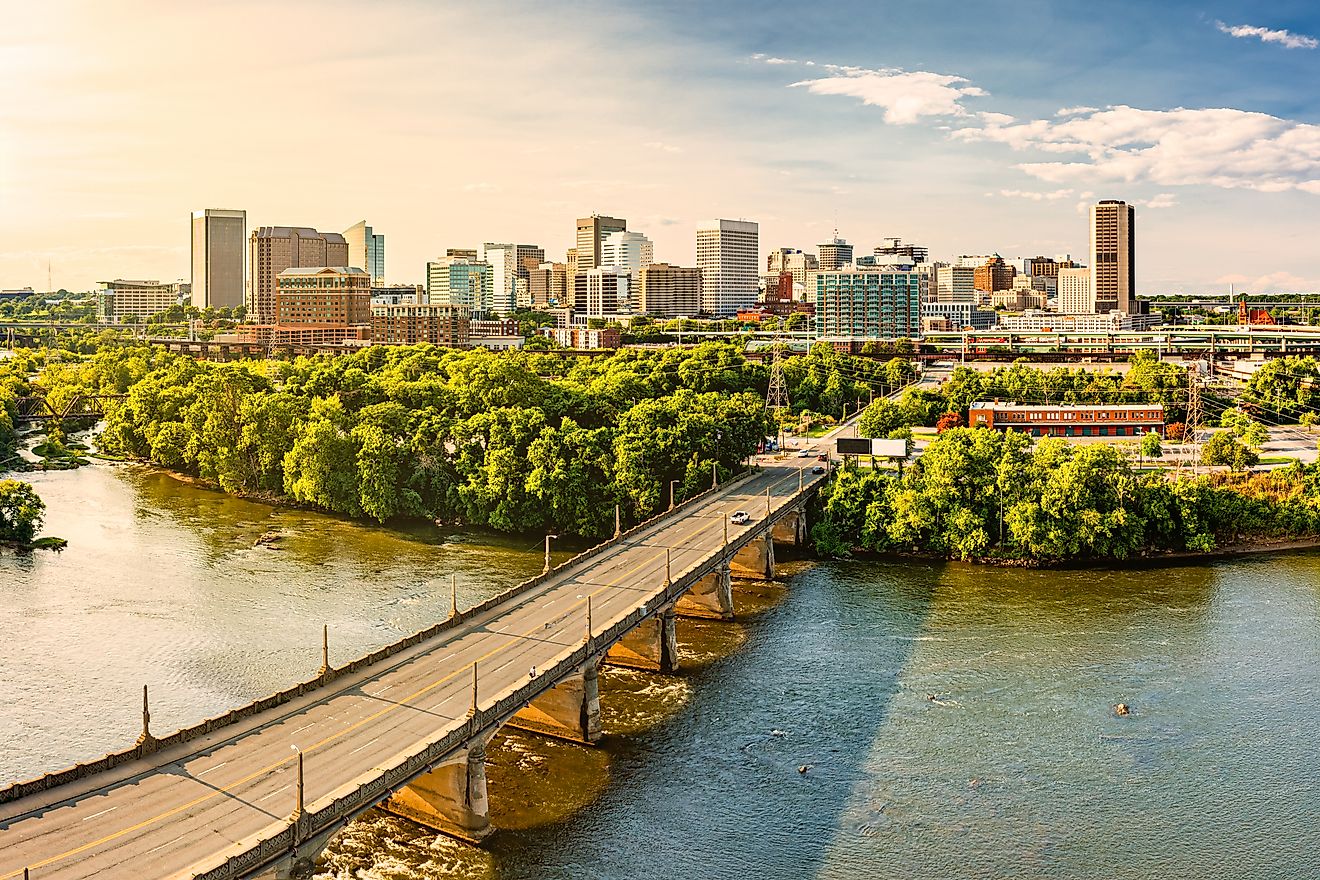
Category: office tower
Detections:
[
  {"x1": 638, "y1": 263, "x2": 702, "y2": 317},
  {"x1": 600, "y1": 230, "x2": 654, "y2": 273},
  {"x1": 344, "y1": 221, "x2": 385, "y2": 284},
  {"x1": 574, "y1": 266, "x2": 631, "y2": 317},
  {"x1": 247, "y1": 227, "x2": 349, "y2": 322},
  {"x1": 575, "y1": 214, "x2": 627, "y2": 273},
  {"x1": 765, "y1": 248, "x2": 819, "y2": 292},
  {"x1": 426, "y1": 257, "x2": 493, "y2": 311},
  {"x1": 446, "y1": 248, "x2": 478, "y2": 260},
  {"x1": 1090, "y1": 200, "x2": 1135, "y2": 313},
  {"x1": 933, "y1": 265, "x2": 977, "y2": 303},
  {"x1": 874, "y1": 237, "x2": 929, "y2": 263},
  {"x1": 529, "y1": 262, "x2": 568, "y2": 308},
  {"x1": 696, "y1": 219, "x2": 759, "y2": 316},
  {"x1": 974, "y1": 255, "x2": 1016, "y2": 293},
  {"x1": 190, "y1": 208, "x2": 246, "y2": 310},
  {"x1": 96, "y1": 279, "x2": 188, "y2": 323},
  {"x1": 1057, "y1": 267, "x2": 1095, "y2": 315},
  {"x1": 479, "y1": 243, "x2": 546, "y2": 313},
  {"x1": 815, "y1": 268, "x2": 921, "y2": 338},
  {"x1": 818, "y1": 233, "x2": 853, "y2": 271},
  {"x1": 1024, "y1": 255, "x2": 1079, "y2": 278}
]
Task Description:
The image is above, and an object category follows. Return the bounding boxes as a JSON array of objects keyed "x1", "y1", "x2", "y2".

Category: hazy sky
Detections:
[{"x1": 3, "y1": 0, "x2": 1320, "y2": 294}]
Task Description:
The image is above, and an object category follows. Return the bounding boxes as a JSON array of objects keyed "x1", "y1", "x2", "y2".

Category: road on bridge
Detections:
[{"x1": 0, "y1": 465, "x2": 818, "y2": 879}]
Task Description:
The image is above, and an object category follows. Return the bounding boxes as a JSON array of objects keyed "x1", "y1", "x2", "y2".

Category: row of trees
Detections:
[{"x1": 814, "y1": 427, "x2": 1320, "y2": 562}]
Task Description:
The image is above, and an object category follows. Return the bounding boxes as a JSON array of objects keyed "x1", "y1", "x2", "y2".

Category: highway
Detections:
[{"x1": 0, "y1": 465, "x2": 818, "y2": 879}]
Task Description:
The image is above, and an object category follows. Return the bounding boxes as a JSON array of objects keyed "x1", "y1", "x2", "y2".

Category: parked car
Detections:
[
  {"x1": 811, "y1": 465, "x2": 826, "y2": 475},
  {"x1": 729, "y1": 511, "x2": 750, "y2": 525}
]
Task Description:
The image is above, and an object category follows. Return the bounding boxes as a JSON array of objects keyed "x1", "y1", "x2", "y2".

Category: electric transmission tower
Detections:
[
  {"x1": 1185, "y1": 364, "x2": 1202, "y2": 443},
  {"x1": 765, "y1": 338, "x2": 790, "y2": 449}
]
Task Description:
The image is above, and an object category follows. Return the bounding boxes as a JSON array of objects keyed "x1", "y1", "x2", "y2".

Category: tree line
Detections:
[{"x1": 814, "y1": 426, "x2": 1320, "y2": 562}]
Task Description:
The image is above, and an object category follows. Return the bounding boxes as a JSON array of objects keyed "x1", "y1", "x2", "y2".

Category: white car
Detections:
[
  {"x1": 729, "y1": 511, "x2": 750, "y2": 525},
  {"x1": 797, "y1": 449, "x2": 811, "y2": 458}
]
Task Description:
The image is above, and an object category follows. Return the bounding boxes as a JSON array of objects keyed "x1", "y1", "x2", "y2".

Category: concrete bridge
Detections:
[{"x1": 0, "y1": 465, "x2": 820, "y2": 879}]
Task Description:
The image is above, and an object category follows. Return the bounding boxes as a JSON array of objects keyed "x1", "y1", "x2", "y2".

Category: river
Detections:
[{"x1": 2, "y1": 462, "x2": 1318, "y2": 878}]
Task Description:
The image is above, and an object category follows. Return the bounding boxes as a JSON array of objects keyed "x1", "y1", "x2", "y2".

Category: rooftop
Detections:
[{"x1": 970, "y1": 401, "x2": 1164, "y2": 412}]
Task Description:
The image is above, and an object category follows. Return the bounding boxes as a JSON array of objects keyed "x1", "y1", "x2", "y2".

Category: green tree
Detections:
[
  {"x1": 0, "y1": 480, "x2": 45, "y2": 545},
  {"x1": 1201, "y1": 431, "x2": 1259, "y2": 471},
  {"x1": 1140, "y1": 431, "x2": 1163, "y2": 462}
]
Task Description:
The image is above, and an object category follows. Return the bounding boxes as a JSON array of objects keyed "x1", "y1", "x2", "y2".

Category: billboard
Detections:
[{"x1": 836, "y1": 437, "x2": 909, "y2": 458}]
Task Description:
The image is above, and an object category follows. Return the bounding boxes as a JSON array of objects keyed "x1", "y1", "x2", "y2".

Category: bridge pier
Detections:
[
  {"x1": 676, "y1": 563, "x2": 734, "y2": 620},
  {"x1": 508, "y1": 661, "x2": 602, "y2": 743},
  {"x1": 606, "y1": 605, "x2": 680, "y2": 673},
  {"x1": 771, "y1": 507, "x2": 807, "y2": 546},
  {"x1": 730, "y1": 531, "x2": 775, "y2": 580},
  {"x1": 381, "y1": 733, "x2": 493, "y2": 842}
]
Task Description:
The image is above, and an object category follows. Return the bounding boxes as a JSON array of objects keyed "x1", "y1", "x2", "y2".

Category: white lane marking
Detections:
[
  {"x1": 83, "y1": 806, "x2": 118, "y2": 821},
  {"x1": 349, "y1": 736, "x2": 381, "y2": 756},
  {"x1": 258, "y1": 784, "x2": 290, "y2": 803},
  {"x1": 196, "y1": 760, "x2": 229, "y2": 777}
]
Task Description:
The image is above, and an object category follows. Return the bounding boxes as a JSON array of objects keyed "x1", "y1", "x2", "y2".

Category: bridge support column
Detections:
[
  {"x1": 676, "y1": 563, "x2": 734, "y2": 620},
  {"x1": 509, "y1": 661, "x2": 601, "y2": 743},
  {"x1": 731, "y1": 532, "x2": 775, "y2": 580},
  {"x1": 381, "y1": 733, "x2": 492, "y2": 842},
  {"x1": 606, "y1": 605, "x2": 679, "y2": 673},
  {"x1": 771, "y1": 507, "x2": 807, "y2": 546}
]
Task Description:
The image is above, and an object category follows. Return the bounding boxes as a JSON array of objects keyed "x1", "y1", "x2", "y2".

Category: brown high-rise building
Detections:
[
  {"x1": 1090, "y1": 200, "x2": 1135, "y2": 313},
  {"x1": 574, "y1": 214, "x2": 627, "y2": 274},
  {"x1": 529, "y1": 262, "x2": 568, "y2": 308},
  {"x1": 974, "y1": 255, "x2": 1016, "y2": 293},
  {"x1": 248, "y1": 227, "x2": 349, "y2": 322},
  {"x1": 638, "y1": 263, "x2": 702, "y2": 318},
  {"x1": 1024, "y1": 255, "x2": 1080, "y2": 278}
]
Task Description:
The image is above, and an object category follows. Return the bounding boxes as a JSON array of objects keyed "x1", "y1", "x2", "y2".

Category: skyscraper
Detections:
[
  {"x1": 344, "y1": 221, "x2": 385, "y2": 284},
  {"x1": 190, "y1": 209, "x2": 246, "y2": 310},
  {"x1": 574, "y1": 215, "x2": 627, "y2": 273},
  {"x1": 696, "y1": 219, "x2": 759, "y2": 316},
  {"x1": 247, "y1": 226, "x2": 349, "y2": 322},
  {"x1": 599, "y1": 230, "x2": 654, "y2": 273},
  {"x1": 1058, "y1": 267, "x2": 1095, "y2": 315},
  {"x1": 427, "y1": 257, "x2": 492, "y2": 311},
  {"x1": 818, "y1": 234, "x2": 853, "y2": 271},
  {"x1": 478, "y1": 243, "x2": 545, "y2": 313},
  {"x1": 1090, "y1": 200, "x2": 1135, "y2": 313},
  {"x1": 638, "y1": 263, "x2": 702, "y2": 317}
]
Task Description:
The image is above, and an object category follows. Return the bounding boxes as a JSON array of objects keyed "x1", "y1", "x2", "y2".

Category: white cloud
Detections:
[
  {"x1": 1139, "y1": 193, "x2": 1178, "y2": 209},
  {"x1": 955, "y1": 105, "x2": 1320, "y2": 194},
  {"x1": 644, "y1": 141, "x2": 683, "y2": 153},
  {"x1": 1216, "y1": 21, "x2": 1318, "y2": 50},
  {"x1": 788, "y1": 67, "x2": 986, "y2": 124},
  {"x1": 994, "y1": 188, "x2": 1075, "y2": 201}
]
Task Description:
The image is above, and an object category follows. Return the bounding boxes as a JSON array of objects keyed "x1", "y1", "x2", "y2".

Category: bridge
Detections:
[
  {"x1": 0, "y1": 465, "x2": 821, "y2": 879},
  {"x1": 13, "y1": 393, "x2": 126, "y2": 424}
]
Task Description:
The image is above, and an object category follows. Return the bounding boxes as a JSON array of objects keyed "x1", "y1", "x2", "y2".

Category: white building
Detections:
[
  {"x1": 1057, "y1": 267, "x2": 1094, "y2": 315},
  {"x1": 996, "y1": 310, "x2": 1156, "y2": 332},
  {"x1": 599, "y1": 230, "x2": 654, "y2": 274},
  {"x1": 575, "y1": 266, "x2": 632, "y2": 318},
  {"x1": 696, "y1": 219, "x2": 758, "y2": 316},
  {"x1": 934, "y1": 265, "x2": 977, "y2": 303},
  {"x1": 478, "y1": 243, "x2": 517, "y2": 314}
]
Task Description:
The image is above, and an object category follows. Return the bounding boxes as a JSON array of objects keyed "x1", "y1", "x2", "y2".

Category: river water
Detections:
[{"x1": 2, "y1": 462, "x2": 1318, "y2": 879}]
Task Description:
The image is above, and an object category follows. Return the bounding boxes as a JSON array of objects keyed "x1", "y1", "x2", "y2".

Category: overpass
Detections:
[{"x1": 0, "y1": 465, "x2": 820, "y2": 879}]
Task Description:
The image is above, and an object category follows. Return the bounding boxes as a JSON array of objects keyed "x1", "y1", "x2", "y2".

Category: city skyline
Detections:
[{"x1": 4, "y1": 0, "x2": 1320, "y2": 294}]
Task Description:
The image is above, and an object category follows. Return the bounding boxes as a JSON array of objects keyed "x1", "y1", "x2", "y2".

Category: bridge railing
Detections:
[{"x1": 0, "y1": 467, "x2": 761, "y2": 806}]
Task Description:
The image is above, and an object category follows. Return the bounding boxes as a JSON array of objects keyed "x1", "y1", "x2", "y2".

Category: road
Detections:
[{"x1": 0, "y1": 465, "x2": 819, "y2": 879}]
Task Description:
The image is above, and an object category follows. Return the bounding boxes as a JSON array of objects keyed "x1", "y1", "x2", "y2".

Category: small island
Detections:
[{"x1": 0, "y1": 478, "x2": 63, "y2": 551}]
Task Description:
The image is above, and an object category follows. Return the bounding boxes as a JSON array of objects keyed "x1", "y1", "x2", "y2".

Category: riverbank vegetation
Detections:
[
  {"x1": 2, "y1": 342, "x2": 913, "y2": 539},
  {"x1": 814, "y1": 426, "x2": 1320, "y2": 563},
  {"x1": 0, "y1": 479, "x2": 51, "y2": 548}
]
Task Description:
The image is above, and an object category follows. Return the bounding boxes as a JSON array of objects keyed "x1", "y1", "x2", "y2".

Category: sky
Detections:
[{"x1": 3, "y1": 0, "x2": 1320, "y2": 295}]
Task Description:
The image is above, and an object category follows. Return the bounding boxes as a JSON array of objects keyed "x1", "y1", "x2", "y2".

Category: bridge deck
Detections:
[{"x1": 0, "y1": 466, "x2": 818, "y2": 879}]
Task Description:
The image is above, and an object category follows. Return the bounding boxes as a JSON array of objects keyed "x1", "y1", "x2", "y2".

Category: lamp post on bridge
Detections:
[
  {"x1": 543, "y1": 534, "x2": 558, "y2": 575},
  {"x1": 318, "y1": 625, "x2": 330, "y2": 677},
  {"x1": 290, "y1": 745, "x2": 304, "y2": 824},
  {"x1": 669, "y1": 479, "x2": 680, "y2": 510},
  {"x1": 450, "y1": 573, "x2": 458, "y2": 619},
  {"x1": 665, "y1": 548, "x2": 672, "y2": 587},
  {"x1": 469, "y1": 662, "x2": 479, "y2": 717}
]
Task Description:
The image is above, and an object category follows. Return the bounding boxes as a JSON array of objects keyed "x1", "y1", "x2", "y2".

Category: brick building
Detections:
[{"x1": 968, "y1": 401, "x2": 1164, "y2": 438}]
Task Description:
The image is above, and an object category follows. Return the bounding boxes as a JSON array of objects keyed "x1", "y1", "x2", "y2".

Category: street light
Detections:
[
  {"x1": 669, "y1": 479, "x2": 680, "y2": 510},
  {"x1": 543, "y1": 534, "x2": 558, "y2": 574}
]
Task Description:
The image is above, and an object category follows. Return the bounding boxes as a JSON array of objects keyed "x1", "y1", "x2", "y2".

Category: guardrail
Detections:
[
  {"x1": 189, "y1": 484, "x2": 814, "y2": 878},
  {"x1": 0, "y1": 469, "x2": 756, "y2": 806}
]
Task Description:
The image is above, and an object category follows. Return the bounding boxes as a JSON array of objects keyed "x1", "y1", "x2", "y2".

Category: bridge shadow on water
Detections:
[{"x1": 482, "y1": 556, "x2": 939, "y2": 880}]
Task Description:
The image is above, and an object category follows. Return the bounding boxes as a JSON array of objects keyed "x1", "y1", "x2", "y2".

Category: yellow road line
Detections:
[{"x1": 4, "y1": 469, "x2": 808, "y2": 877}]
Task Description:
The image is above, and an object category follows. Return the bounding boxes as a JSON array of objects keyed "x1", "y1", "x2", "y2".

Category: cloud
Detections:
[
  {"x1": 955, "y1": 105, "x2": 1320, "y2": 194},
  {"x1": 1216, "y1": 21, "x2": 1318, "y2": 50},
  {"x1": 788, "y1": 67, "x2": 986, "y2": 124},
  {"x1": 1138, "y1": 193, "x2": 1178, "y2": 209},
  {"x1": 644, "y1": 141, "x2": 683, "y2": 153},
  {"x1": 994, "y1": 188, "x2": 1075, "y2": 201}
]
